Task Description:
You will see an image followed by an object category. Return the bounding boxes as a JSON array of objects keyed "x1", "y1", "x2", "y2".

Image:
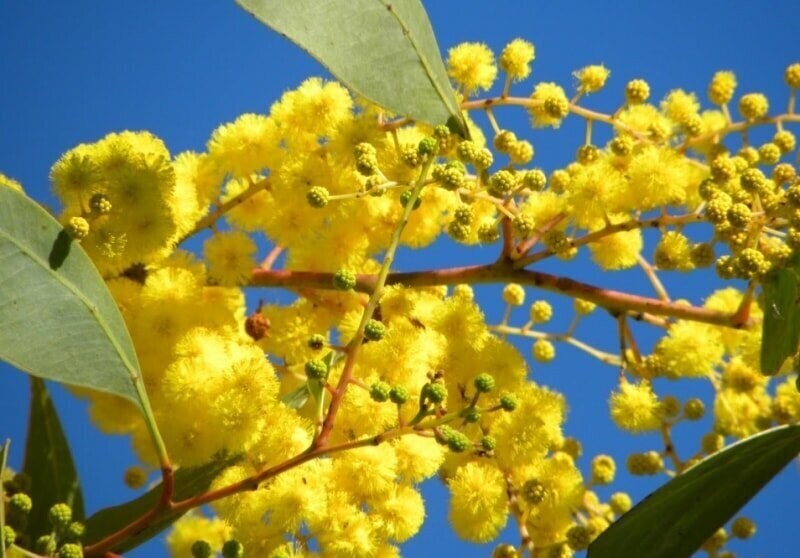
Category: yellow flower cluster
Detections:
[{"x1": 34, "y1": 35, "x2": 800, "y2": 556}]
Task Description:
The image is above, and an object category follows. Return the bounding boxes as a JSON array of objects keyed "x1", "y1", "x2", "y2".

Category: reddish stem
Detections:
[{"x1": 249, "y1": 262, "x2": 749, "y2": 329}]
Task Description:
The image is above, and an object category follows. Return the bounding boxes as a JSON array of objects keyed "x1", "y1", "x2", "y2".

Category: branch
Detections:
[
  {"x1": 178, "y1": 177, "x2": 272, "y2": 244},
  {"x1": 249, "y1": 262, "x2": 750, "y2": 329}
]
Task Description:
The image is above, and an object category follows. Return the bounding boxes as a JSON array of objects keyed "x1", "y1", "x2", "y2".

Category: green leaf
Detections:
[
  {"x1": 0, "y1": 186, "x2": 144, "y2": 407},
  {"x1": 1, "y1": 438, "x2": 9, "y2": 558},
  {"x1": 761, "y1": 257, "x2": 800, "y2": 374},
  {"x1": 588, "y1": 425, "x2": 800, "y2": 558},
  {"x1": 282, "y1": 384, "x2": 311, "y2": 409},
  {"x1": 22, "y1": 378, "x2": 85, "y2": 541},
  {"x1": 235, "y1": 0, "x2": 467, "y2": 134},
  {"x1": 84, "y1": 454, "x2": 241, "y2": 554}
]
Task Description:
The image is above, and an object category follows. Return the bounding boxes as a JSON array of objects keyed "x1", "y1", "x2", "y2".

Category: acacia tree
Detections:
[{"x1": 1, "y1": 1, "x2": 800, "y2": 557}]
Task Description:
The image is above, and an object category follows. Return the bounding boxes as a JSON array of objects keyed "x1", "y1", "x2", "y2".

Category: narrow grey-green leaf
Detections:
[
  {"x1": 1, "y1": 438, "x2": 9, "y2": 558},
  {"x1": 22, "y1": 378, "x2": 85, "y2": 541},
  {"x1": 282, "y1": 384, "x2": 311, "y2": 409},
  {"x1": 588, "y1": 425, "x2": 800, "y2": 558},
  {"x1": 235, "y1": 0, "x2": 467, "y2": 134},
  {"x1": 0, "y1": 186, "x2": 143, "y2": 407},
  {"x1": 761, "y1": 257, "x2": 800, "y2": 374},
  {"x1": 84, "y1": 454, "x2": 241, "y2": 553}
]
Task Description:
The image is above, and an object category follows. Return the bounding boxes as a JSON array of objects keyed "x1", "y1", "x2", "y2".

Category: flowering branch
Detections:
[{"x1": 249, "y1": 262, "x2": 750, "y2": 329}]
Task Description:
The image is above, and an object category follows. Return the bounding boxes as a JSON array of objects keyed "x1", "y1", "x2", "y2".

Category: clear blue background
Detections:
[{"x1": 2, "y1": 1, "x2": 799, "y2": 556}]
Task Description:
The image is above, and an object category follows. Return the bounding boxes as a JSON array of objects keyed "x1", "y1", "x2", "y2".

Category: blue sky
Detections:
[{"x1": 1, "y1": 1, "x2": 799, "y2": 556}]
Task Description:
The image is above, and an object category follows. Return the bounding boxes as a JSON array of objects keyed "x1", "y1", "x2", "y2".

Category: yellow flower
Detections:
[
  {"x1": 499, "y1": 38, "x2": 535, "y2": 81},
  {"x1": 448, "y1": 462, "x2": 509, "y2": 542},
  {"x1": 574, "y1": 64, "x2": 610, "y2": 94},
  {"x1": 447, "y1": 42, "x2": 498, "y2": 94},
  {"x1": 708, "y1": 71, "x2": 737, "y2": 105},
  {"x1": 207, "y1": 113, "x2": 281, "y2": 178},
  {"x1": 204, "y1": 230, "x2": 257, "y2": 286},
  {"x1": 609, "y1": 380, "x2": 663, "y2": 433},
  {"x1": 167, "y1": 512, "x2": 232, "y2": 558},
  {"x1": 588, "y1": 227, "x2": 642, "y2": 270},
  {"x1": 529, "y1": 82, "x2": 569, "y2": 128}
]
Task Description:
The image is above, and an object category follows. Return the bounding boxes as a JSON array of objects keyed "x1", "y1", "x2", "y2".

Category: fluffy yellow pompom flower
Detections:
[
  {"x1": 661, "y1": 89, "x2": 700, "y2": 123},
  {"x1": 448, "y1": 462, "x2": 509, "y2": 542},
  {"x1": 609, "y1": 380, "x2": 663, "y2": 433},
  {"x1": 447, "y1": 42, "x2": 498, "y2": 94},
  {"x1": 574, "y1": 64, "x2": 610, "y2": 94},
  {"x1": 499, "y1": 38, "x2": 535, "y2": 81},
  {"x1": 714, "y1": 388, "x2": 772, "y2": 439},
  {"x1": 529, "y1": 82, "x2": 569, "y2": 128},
  {"x1": 392, "y1": 436, "x2": 446, "y2": 483},
  {"x1": 207, "y1": 113, "x2": 280, "y2": 178},
  {"x1": 655, "y1": 320, "x2": 725, "y2": 378},
  {"x1": 588, "y1": 228, "x2": 642, "y2": 270},
  {"x1": 222, "y1": 176, "x2": 272, "y2": 232},
  {"x1": 204, "y1": 230, "x2": 257, "y2": 286},
  {"x1": 0, "y1": 171, "x2": 23, "y2": 192},
  {"x1": 372, "y1": 484, "x2": 426, "y2": 543},
  {"x1": 49, "y1": 143, "x2": 101, "y2": 205},
  {"x1": 167, "y1": 512, "x2": 232, "y2": 558}
]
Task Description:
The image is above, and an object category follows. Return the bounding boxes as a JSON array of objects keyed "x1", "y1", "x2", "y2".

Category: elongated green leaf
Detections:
[
  {"x1": 22, "y1": 378, "x2": 85, "y2": 541},
  {"x1": 235, "y1": 0, "x2": 467, "y2": 134},
  {"x1": 1, "y1": 439, "x2": 9, "y2": 558},
  {"x1": 0, "y1": 186, "x2": 143, "y2": 407},
  {"x1": 761, "y1": 257, "x2": 800, "y2": 374},
  {"x1": 84, "y1": 454, "x2": 240, "y2": 554},
  {"x1": 589, "y1": 425, "x2": 800, "y2": 558},
  {"x1": 282, "y1": 384, "x2": 311, "y2": 409}
]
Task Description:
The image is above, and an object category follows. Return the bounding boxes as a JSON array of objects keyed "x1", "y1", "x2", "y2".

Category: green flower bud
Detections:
[
  {"x1": 3, "y1": 525, "x2": 16, "y2": 548},
  {"x1": 364, "y1": 319, "x2": 386, "y2": 341},
  {"x1": 58, "y1": 543, "x2": 84, "y2": 558},
  {"x1": 731, "y1": 516, "x2": 756, "y2": 539},
  {"x1": 307, "y1": 334, "x2": 325, "y2": 350},
  {"x1": 492, "y1": 543, "x2": 519, "y2": 558},
  {"x1": 369, "y1": 381, "x2": 391, "y2": 403},
  {"x1": 462, "y1": 407, "x2": 481, "y2": 423},
  {"x1": 304, "y1": 359, "x2": 329, "y2": 381},
  {"x1": 63, "y1": 521, "x2": 86, "y2": 543},
  {"x1": 192, "y1": 540, "x2": 213, "y2": 558},
  {"x1": 417, "y1": 137, "x2": 438, "y2": 157},
  {"x1": 423, "y1": 382, "x2": 448, "y2": 404},
  {"x1": 48, "y1": 502, "x2": 73, "y2": 529},
  {"x1": 9, "y1": 493, "x2": 33, "y2": 515},
  {"x1": 399, "y1": 189, "x2": 422, "y2": 210},
  {"x1": 499, "y1": 393, "x2": 519, "y2": 412},
  {"x1": 306, "y1": 185, "x2": 330, "y2": 208},
  {"x1": 480, "y1": 435, "x2": 497, "y2": 451},
  {"x1": 446, "y1": 431, "x2": 471, "y2": 453},
  {"x1": 36, "y1": 534, "x2": 58, "y2": 555},
  {"x1": 474, "y1": 373, "x2": 495, "y2": 393},
  {"x1": 124, "y1": 465, "x2": 147, "y2": 489},
  {"x1": 333, "y1": 269, "x2": 357, "y2": 291},
  {"x1": 89, "y1": 192, "x2": 112, "y2": 214},
  {"x1": 389, "y1": 386, "x2": 409, "y2": 405},
  {"x1": 684, "y1": 398, "x2": 706, "y2": 420},
  {"x1": 521, "y1": 479, "x2": 547, "y2": 504},
  {"x1": 222, "y1": 539, "x2": 245, "y2": 558}
]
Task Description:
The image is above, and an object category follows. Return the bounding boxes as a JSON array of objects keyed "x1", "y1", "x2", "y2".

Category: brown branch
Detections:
[
  {"x1": 249, "y1": 262, "x2": 750, "y2": 329},
  {"x1": 178, "y1": 177, "x2": 272, "y2": 244},
  {"x1": 513, "y1": 212, "x2": 704, "y2": 269}
]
